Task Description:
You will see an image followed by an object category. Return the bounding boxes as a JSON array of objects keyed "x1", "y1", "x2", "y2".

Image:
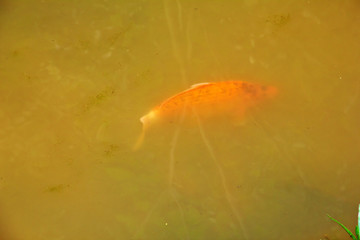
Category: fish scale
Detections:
[{"x1": 133, "y1": 80, "x2": 278, "y2": 150}]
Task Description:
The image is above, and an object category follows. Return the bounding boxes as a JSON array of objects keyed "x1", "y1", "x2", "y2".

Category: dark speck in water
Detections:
[{"x1": 45, "y1": 184, "x2": 70, "y2": 193}]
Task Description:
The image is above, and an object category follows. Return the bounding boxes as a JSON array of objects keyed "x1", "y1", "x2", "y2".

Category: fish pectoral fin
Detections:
[
  {"x1": 232, "y1": 117, "x2": 247, "y2": 127},
  {"x1": 231, "y1": 108, "x2": 247, "y2": 126},
  {"x1": 132, "y1": 128, "x2": 146, "y2": 151}
]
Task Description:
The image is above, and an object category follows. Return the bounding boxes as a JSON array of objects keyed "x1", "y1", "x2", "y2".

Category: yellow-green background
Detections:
[{"x1": 1, "y1": 0, "x2": 360, "y2": 239}]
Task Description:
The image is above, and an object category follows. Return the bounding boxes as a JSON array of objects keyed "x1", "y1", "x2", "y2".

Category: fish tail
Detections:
[{"x1": 267, "y1": 86, "x2": 278, "y2": 98}]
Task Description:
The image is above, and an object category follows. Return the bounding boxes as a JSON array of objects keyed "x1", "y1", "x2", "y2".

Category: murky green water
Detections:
[{"x1": 1, "y1": 0, "x2": 360, "y2": 239}]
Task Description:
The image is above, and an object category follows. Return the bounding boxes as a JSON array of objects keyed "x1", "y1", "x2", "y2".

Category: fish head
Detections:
[{"x1": 140, "y1": 109, "x2": 159, "y2": 130}]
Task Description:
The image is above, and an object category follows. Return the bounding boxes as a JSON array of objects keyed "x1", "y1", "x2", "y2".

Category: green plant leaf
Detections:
[
  {"x1": 356, "y1": 204, "x2": 360, "y2": 240},
  {"x1": 327, "y1": 214, "x2": 357, "y2": 240},
  {"x1": 355, "y1": 225, "x2": 359, "y2": 240}
]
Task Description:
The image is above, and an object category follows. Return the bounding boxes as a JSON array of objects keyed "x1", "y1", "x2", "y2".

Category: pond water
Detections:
[{"x1": 1, "y1": 0, "x2": 360, "y2": 239}]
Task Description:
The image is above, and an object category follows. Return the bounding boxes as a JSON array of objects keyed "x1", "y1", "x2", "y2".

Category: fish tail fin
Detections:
[
  {"x1": 267, "y1": 86, "x2": 278, "y2": 98},
  {"x1": 132, "y1": 126, "x2": 146, "y2": 151}
]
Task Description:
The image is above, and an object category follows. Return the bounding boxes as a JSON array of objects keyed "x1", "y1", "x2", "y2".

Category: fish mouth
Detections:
[
  {"x1": 140, "y1": 110, "x2": 158, "y2": 125},
  {"x1": 140, "y1": 115, "x2": 146, "y2": 124}
]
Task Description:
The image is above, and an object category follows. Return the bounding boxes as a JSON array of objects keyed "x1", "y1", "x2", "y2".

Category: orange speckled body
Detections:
[
  {"x1": 133, "y1": 80, "x2": 278, "y2": 150},
  {"x1": 148, "y1": 81, "x2": 277, "y2": 121}
]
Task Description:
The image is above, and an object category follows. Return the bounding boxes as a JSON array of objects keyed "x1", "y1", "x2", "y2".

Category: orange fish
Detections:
[{"x1": 133, "y1": 80, "x2": 278, "y2": 150}]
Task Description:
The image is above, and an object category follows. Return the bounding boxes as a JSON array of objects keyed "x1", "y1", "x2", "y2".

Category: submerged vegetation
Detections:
[{"x1": 328, "y1": 204, "x2": 360, "y2": 240}]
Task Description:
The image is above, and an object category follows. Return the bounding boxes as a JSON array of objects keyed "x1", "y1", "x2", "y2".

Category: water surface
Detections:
[{"x1": 1, "y1": 0, "x2": 360, "y2": 239}]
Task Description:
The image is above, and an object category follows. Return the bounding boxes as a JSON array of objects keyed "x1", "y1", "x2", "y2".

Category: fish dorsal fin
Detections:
[{"x1": 190, "y1": 82, "x2": 211, "y2": 89}]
